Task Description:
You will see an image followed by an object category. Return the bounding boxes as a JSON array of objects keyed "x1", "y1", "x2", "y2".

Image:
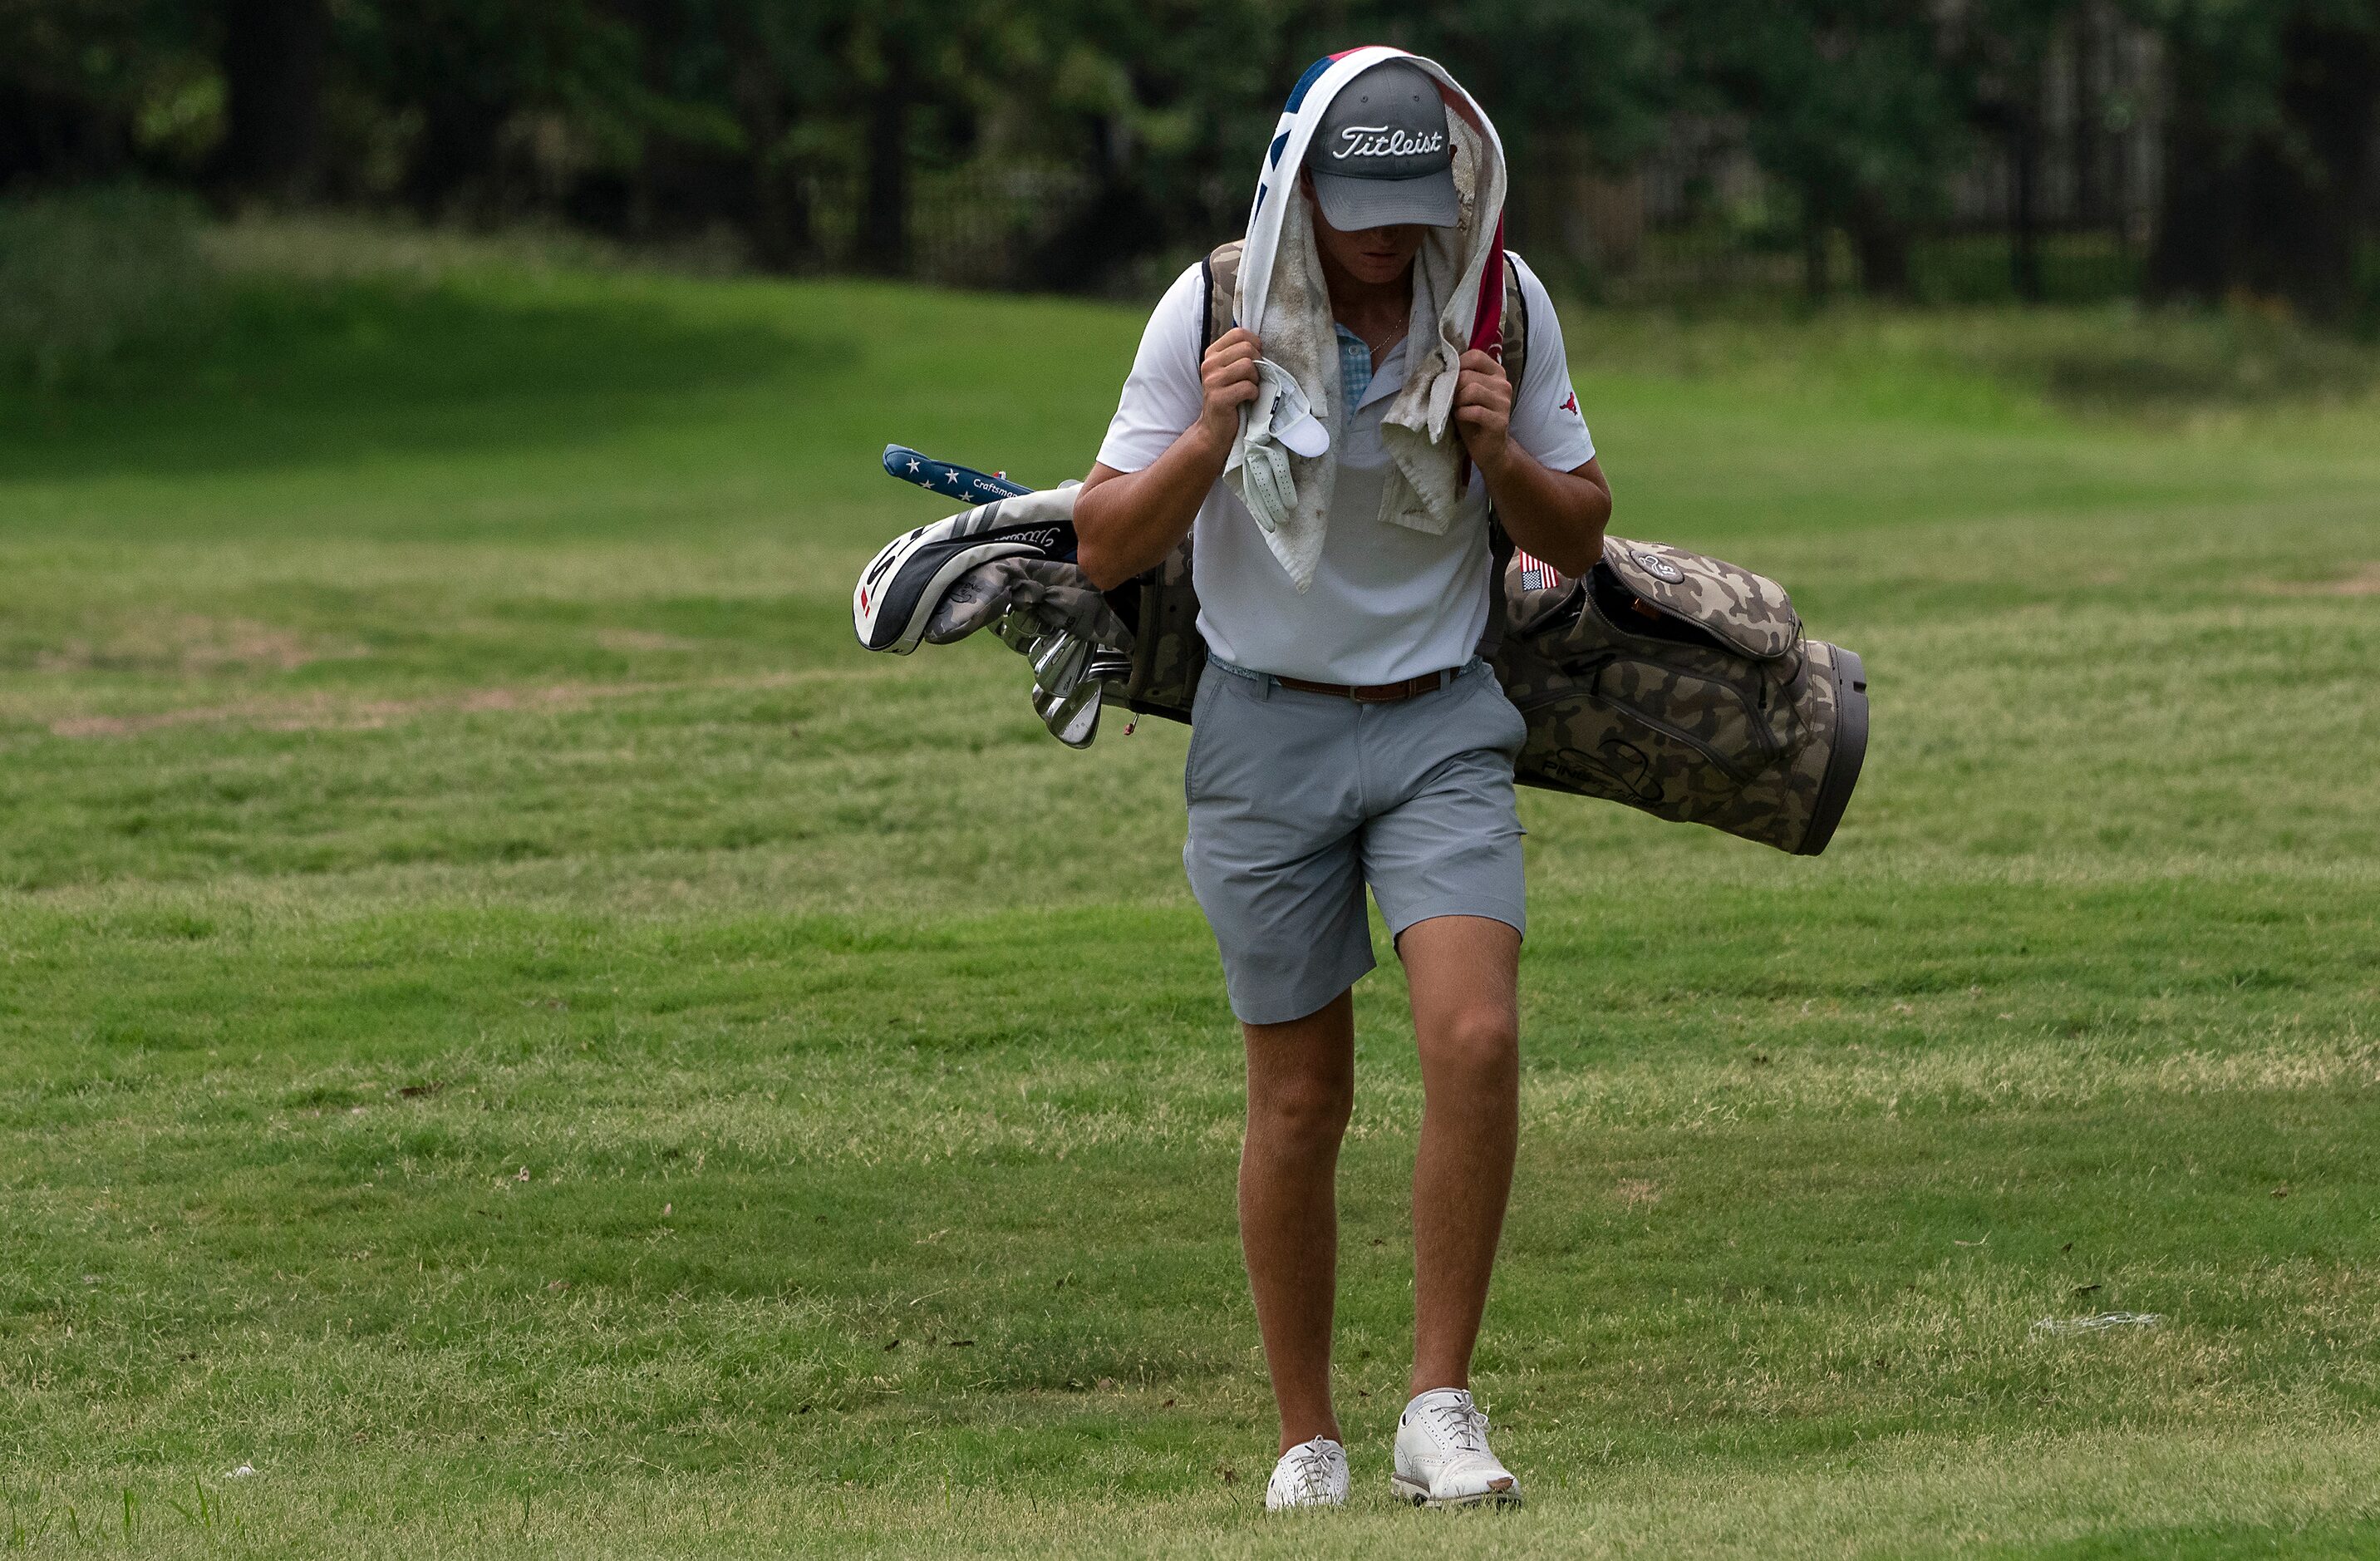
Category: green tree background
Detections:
[{"x1": 0, "y1": 0, "x2": 2373, "y2": 316}]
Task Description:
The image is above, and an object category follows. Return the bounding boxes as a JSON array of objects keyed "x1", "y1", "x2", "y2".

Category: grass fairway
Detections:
[{"x1": 2, "y1": 223, "x2": 2378, "y2": 1558}]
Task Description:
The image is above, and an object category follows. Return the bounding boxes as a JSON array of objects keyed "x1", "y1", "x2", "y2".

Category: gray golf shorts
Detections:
[{"x1": 1183, "y1": 656, "x2": 1528, "y2": 1026}]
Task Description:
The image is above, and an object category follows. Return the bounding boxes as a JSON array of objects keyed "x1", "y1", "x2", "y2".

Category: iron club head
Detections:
[
  {"x1": 1032, "y1": 677, "x2": 1103, "y2": 749},
  {"x1": 1030, "y1": 631, "x2": 1092, "y2": 702}
]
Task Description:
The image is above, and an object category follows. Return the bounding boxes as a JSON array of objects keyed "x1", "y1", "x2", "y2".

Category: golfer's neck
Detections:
[{"x1": 1318, "y1": 253, "x2": 1413, "y2": 328}]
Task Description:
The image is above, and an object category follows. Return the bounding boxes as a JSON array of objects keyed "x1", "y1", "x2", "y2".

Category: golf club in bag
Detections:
[{"x1": 853, "y1": 446, "x2": 1130, "y2": 747}]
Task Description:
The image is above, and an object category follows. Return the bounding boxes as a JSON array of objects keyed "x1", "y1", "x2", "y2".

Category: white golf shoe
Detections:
[
  {"x1": 1263, "y1": 1435, "x2": 1350, "y2": 1511},
  {"x1": 1391, "y1": 1387, "x2": 1522, "y2": 1509}
]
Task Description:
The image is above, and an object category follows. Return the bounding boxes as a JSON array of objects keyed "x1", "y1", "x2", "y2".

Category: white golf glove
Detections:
[{"x1": 1233, "y1": 358, "x2": 1329, "y2": 535}]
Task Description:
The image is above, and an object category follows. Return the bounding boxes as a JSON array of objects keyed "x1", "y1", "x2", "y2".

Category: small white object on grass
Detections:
[{"x1": 224, "y1": 1464, "x2": 257, "y2": 1478}]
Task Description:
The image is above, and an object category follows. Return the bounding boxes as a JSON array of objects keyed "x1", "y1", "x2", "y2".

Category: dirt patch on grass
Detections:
[
  {"x1": 594, "y1": 628, "x2": 706, "y2": 652},
  {"x1": 48, "y1": 681, "x2": 669, "y2": 738},
  {"x1": 36, "y1": 615, "x2": 363, "y2": 673},
  {"x1": 42, "y1": 671, "x2": 827, "y2": 738},
  {"x1": 2255, "y1": 563, "x2": 2380, "y2": 597}
]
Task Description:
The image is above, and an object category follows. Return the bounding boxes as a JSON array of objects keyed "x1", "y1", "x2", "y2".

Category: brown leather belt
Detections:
[{"x1": 1275, "y1": 667, "x2": 1461, "y2": 703}]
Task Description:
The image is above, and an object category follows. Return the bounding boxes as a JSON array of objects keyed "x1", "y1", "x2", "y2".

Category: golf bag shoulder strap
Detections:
[
  {"x1": 1479, "y1": 255, "x2": 1530, "y2": 658},
  {"x1": 1499, "y1": 250, "x2": 1528, "y2": 384},
  {"x1": 1200, "y1": 240, "x2": 1243, "y2": 355},
  {"x1": 1198, "y1": 240, "x2": 1528, "y2": 384},
  {"x1": 1096, "y1": 244, "x2": 1243, "y2": 726}
]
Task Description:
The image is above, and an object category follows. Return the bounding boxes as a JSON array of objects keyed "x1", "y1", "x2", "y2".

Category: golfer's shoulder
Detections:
[
  {"x1": 1152, "y1": 261, "x2": 1207, "y2": 335},
  {"x1": 1128, "y1": 261, "x2": 1199, "y2": 347},
  {"x1": 1502, "y1": 252, "x2": 1558, "y2": 333},
  {"x1": 1127, "y1": 263, "x2": 1209, "y2": 381}
]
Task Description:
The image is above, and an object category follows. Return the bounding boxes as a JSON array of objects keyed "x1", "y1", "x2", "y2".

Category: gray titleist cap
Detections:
[{"x1": 1304, "y1": 60, "x2": 1460, "y2": 231}]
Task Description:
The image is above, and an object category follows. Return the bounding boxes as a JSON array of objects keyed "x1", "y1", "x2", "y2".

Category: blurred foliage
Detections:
[
  {"x1": 0, "y1": 181, "x2": 214, "y2": 387},
  {"x1": 2132, "y1": 0, "x2": 2380, "y2": 319},
  {"x1": 1675, "y1": 0, "x2": 1980, "y2": 298},
  {"x1": 0, "y1": 0, "x2": 2371, "y2": 311},
  {"x1": 0, "y1": 0, "x2": 212, "y2": 180}
]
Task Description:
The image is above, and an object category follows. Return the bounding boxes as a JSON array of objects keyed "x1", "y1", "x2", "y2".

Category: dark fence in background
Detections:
[
  {"x1": 11, "y1": 0, "x2": 2372, "y2": 322},
  {"x1": 787, "y1": 10, "x2": 2369, "y2": 311},
  {"x1": 798, "y1": 165, "x2": 1093, "y2": 291},
  {"x1": 854, "y1": 140, "x2": 2160, "y2": 308},
  {"x1": 850, "y1": 25, "x2": 2171, "y2": 307},
  {"x1": 1515, "y1": 14, "x2": 2167, "y2": 306}
]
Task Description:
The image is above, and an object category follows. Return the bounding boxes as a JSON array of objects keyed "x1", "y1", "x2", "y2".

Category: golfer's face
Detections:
[{"x1": 1309, "y1": 196, "x2": 1428, "y2": 285}]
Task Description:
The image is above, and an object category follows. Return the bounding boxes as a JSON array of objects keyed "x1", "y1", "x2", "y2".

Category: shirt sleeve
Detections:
[
  {"x1": 1094, "y1": 263, "x2": 1208, "y2": 474},
  {"x1": 1503, "y1": 253, "x2": 1596, "y2": 473}
]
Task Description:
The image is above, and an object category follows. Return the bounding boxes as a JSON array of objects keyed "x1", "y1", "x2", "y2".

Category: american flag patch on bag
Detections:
[{"x1": 1514, "y1": 548, "x2": 1560, "y2": 593}]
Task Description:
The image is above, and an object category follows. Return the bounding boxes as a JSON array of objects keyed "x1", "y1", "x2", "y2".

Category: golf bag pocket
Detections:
[
  {"x1": 1110, "y1": 538, "x2": 1206, "y2": 723},
  {"x1": 1588, "y1": 539, "x2": 1801, "y2": 661},
  {"x1": 1502, "y1": 553, "x2": 1587, "y2": 640},
  {"x1": 1591, "y1": 657, "x2": 1774, "y2": 782}
]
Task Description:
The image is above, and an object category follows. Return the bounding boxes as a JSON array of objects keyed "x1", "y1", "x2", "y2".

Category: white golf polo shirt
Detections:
[{"x1": 1095, "y1": 251, "x2": 1594, "y2": 686}]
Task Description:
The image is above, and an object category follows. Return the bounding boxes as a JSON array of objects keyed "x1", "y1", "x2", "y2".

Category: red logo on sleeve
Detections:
[{"x1": 1557, "y1": 389, "x2": 1579, "y2": 416}]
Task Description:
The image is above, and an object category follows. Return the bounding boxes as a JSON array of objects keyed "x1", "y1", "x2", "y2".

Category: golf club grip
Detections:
[{"x1": 882, "y1": 445, "x2": 1033, "y2": 505}]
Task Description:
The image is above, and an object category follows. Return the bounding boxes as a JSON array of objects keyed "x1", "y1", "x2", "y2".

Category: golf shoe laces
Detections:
[{"x1": 1426, "y1": 1391, "x2": 1492, "y2": 1454}]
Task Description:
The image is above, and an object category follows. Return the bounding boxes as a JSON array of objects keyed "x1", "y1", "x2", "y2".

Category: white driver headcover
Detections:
[{"x1": 1227, "y1": 357, "x2": 1329, "y2": 537}]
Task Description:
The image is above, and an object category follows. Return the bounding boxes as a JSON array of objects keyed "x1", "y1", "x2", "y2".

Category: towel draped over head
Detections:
[{"x1": 1224, "y1": 47, "x2": 1510, "y2": 594}]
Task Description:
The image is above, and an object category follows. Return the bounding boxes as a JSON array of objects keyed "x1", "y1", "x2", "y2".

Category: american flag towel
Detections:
[{"x1": 1514, "y1": 547, "x2": 1560, "y2": 593}]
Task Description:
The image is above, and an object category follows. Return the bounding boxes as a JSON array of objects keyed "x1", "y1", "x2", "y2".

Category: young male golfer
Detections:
[{"x1": 1074, "y1": 49, "x2": 1610, "y2": 1510}]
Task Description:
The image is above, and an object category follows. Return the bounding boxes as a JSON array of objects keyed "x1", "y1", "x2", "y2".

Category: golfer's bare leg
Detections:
[
  {"x1": 1397, "y1": 915, "x2": 1521, "y2": 1396},
  {"x1": 1239, "y1": 987, "x2": 1356, "y2": 1453}
]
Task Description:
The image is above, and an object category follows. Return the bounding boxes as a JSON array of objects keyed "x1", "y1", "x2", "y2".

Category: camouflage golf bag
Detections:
[
  {"x1": 1490, "y1": 541, "x2": 1866, "y2": 855},
  {"x1": 1099, "y1": 241, "x2": 1868, "y2": 856}
]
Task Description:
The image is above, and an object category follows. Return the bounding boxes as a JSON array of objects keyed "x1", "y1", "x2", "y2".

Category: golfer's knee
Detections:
[
  {"x1": 1249, "y1": 1073, "x2": 1353, "y2": 1150},
  {"x1": 1424, "y1": 1007, "x2": 1518, "y2": 1091}
]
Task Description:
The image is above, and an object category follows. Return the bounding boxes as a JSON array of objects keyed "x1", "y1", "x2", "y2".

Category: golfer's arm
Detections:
[
  {"x1": 1074, "y1": 425, "x2": 1229, "y2": 591},
  {"x1": 1482, "y1": 454, "x2": 1610, "y2": 579}
]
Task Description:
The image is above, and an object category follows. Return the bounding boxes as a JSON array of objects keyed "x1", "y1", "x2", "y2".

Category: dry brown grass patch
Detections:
[
  {"x1": 2255, "y1": 562, "x2": 2380, "y2": 596},
  {"x1": 39, "y1": 669, "x2": 842, "y2": 738},
  {"x1": 47, "y1": 682, "x2": 667, "y2": 738},
  {"x1": 594, "y1": 627, "x2": 706, "y2": 652},
  {"x1": 35, "y1": 614, "x2": 363, "y2": 673}
]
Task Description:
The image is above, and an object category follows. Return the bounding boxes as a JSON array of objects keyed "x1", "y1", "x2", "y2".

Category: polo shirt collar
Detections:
[{"x1": 1360, "y1": 335, "x2": 1409, "y2": 411}]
